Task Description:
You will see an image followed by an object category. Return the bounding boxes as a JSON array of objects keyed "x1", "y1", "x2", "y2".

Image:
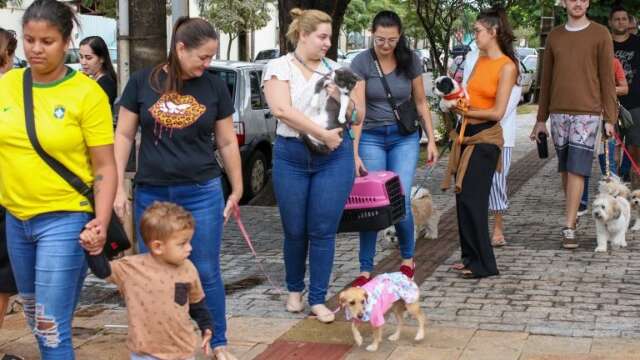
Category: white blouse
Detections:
[{"x1": 262, "y1": 53, "x2": 340, "y2": 138}]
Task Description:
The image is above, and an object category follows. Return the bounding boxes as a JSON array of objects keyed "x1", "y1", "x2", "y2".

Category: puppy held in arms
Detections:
[
  {"x1": 433, "y1": 75, "x2": 469, "y2": 113},
  {"x1": 339, "y1": 272, "x2": 426, "y2": 352},
  {"x1": 592, "y1": 193, "x2": 630, "y2": 252},
  {"x1": 302, "y1": 68, "x2": 360, "y2": 154}
]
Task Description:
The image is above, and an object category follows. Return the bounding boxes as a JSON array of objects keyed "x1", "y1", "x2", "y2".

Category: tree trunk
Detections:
[
  {"x1": 238, "y1": 31, "x2": 249, "y2": 61},
  {"x1": 227, "y1": 36, "x2": 236, "y2": 60},
  {"x1": 129, "y1": 0, "x2": 167, "y2": 73},
  {"x1": 278, "y1": 0, "x2": 351, "y2": 60}
]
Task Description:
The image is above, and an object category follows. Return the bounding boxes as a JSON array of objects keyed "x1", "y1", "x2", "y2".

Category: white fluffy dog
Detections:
[
  {"x1": 381, "y1": 187, "x2": 440, "y2": 246},
  {"x1": 592, "y1": 193, "x2": 630, "y2": 252},
  {"x1": 629, "y1": 189, "x2": 640, "y2": 231}
]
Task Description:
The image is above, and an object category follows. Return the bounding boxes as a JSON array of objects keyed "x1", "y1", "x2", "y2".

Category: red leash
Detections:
[
  {"x1": 612, "y1": 130, "x2": 640, "y2": 176},
  {"x1": 232, "y1": 208, "x2": 285, "y2": 294}
]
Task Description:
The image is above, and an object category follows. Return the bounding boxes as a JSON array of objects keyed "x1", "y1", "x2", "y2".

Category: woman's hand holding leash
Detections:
[
  {"x1": 223, "y1": 193, "x2": 241, "y2": 225},
  {"x1": 426, "y1": 141, "x2": 438, "y2": 166},
  {"x1": 355, "y1": 155, "x2": 368, "y2": 177}
]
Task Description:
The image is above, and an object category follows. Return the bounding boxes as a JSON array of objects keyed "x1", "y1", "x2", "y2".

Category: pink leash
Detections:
[
  {"x1": 232, "y1": 208, "x2": 285, "y2": 294},
  {"x1": 232, "y1": 207, "x2": 343, "y2": 315}
]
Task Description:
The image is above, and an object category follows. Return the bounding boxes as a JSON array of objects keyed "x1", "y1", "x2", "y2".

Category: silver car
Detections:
[{"x1": 208, "y1": 61, "x2": 276, "y2": 201}]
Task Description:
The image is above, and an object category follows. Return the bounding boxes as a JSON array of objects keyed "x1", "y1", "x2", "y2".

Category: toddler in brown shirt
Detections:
[{"x1": 82, "y1": 202, "x2": 213, "y2": 360}]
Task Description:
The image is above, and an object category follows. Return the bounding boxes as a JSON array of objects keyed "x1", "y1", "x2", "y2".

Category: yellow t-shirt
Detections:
[{"x1": 0, "y1": 68, "x2": 114, "y2": 220}]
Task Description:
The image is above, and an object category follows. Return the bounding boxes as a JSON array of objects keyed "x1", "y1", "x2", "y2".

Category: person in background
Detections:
[
  {"x1": 578, "y1": 55, "x2": 628, "y2": 217},
  {"x1": 0, "y1": 27, "x2": 24, "y2": 360},
  {"x1": 79, "y1": 36, "x2": 117, "y2": 108},
  {"x1": 0, "y1": 0, "x2": 117, "y2": 358},
  {"x1": 628, "y1": 14, "x2": 638, "y2": 35},
  {"x1": 610, "y1": 6, "x2": 640, "y2": 187}
]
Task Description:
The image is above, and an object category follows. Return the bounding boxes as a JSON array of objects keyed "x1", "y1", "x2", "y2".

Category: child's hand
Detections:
[{"x1": 201, "y1": 329, "x2": 212, "y2": 355}]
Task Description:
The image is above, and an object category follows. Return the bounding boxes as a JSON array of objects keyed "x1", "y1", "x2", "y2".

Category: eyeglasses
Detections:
[{"x1": 374, "y1": 37, "x2": 399, "y2": 46}]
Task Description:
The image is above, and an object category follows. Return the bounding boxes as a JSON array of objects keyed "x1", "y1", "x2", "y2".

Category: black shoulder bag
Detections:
[
  {"x1": 22, "y1": 69, "x2": 130, "y2": 263},
  {"x1": 370, "y1": 49, "x2": 420, "y2": 135}
]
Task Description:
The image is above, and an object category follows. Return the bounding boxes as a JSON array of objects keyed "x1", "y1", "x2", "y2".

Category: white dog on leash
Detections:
[{"x1": 592, "y1": 193, "x2": 630, "y2": 252}]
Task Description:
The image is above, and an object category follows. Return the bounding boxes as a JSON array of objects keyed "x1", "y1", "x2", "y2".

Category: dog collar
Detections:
[{"x1": 443, "y1": 87, "x2": 464, "y2": 101}]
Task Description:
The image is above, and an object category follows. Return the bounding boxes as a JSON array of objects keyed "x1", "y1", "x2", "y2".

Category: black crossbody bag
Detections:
[
  {"x1": 22, "y1": 69, "x2": 130, "y2": 260},
  {"x1": 370, "y1": 49, "x2": 420, "y2": 135}
]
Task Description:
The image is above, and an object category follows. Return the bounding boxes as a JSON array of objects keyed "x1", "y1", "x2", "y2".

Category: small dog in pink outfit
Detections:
[{"x1": 339, "y1": 272, "x2": 426, "y2": 351}]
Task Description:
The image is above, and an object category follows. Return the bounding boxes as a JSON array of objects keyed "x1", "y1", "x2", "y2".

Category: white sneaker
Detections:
[{"x1": 286, "y1": 292, "x2": 304, "y2": 313}]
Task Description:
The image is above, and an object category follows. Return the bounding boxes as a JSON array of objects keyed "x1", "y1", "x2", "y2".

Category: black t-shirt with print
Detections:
[
  {"x1": 119, "y1": 68, "x2": 235, "y2": 185},
  {"x1": 614, "y1": 34, "x2": 640, "y2": 110}
]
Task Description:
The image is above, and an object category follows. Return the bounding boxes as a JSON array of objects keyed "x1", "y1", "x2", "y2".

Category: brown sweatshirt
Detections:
[{"x1": 537, "y1": 22, "x2": 618, "y2": 124}]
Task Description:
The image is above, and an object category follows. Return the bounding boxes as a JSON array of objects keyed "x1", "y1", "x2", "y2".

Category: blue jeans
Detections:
[
  {"x1": 358, "y1": 125, "x2": 420, "y2": 273},
  {"x1": 581, "y1": 139, "x2": 617, "y2": 207},
  {"x1": 5, "y1": 211, "x2": 90, "y2": 360},
  {"x1": 273, "y1": 136, "x2": 355, "y2": 306},
  {"x1": 134, "y1": 178, "x2": 227, "y2": 348}
]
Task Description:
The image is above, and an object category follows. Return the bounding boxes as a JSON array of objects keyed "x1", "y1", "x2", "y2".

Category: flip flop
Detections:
[{"x1": 451, "y1": 263, "x2": 466, "y2": 271}]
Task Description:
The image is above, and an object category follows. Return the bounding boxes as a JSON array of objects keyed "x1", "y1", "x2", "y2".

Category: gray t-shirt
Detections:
[{"x1": 350, "y1": 50, "x2": 423, "y2": 129}]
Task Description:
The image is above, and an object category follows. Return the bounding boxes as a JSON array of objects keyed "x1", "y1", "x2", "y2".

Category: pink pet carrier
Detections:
[{"x1": 338, "y1": 171, "x2": 406, "y2": 233}]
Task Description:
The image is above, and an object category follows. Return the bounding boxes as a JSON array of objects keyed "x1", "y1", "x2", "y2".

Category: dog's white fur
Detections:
[
  {"x1": 630, "y1": 189, "x2": 640, "y2": 231},
  {"x1": 339, "y1": 279, "x2": 426, "y2": 352},
  {"x1": 433, "y1": 75, "x2": 468, "y2": 113},
  {"x1": 382, "y1": 187, "x2": 440, "y2": 246},
  {"x1": 592, "y1": 193, "x2": 630, "y2": 252}
]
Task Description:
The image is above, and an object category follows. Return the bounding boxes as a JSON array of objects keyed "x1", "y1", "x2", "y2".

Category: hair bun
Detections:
[{"x1": 290, "y1": 8, "x2": 304, "y2": 19}]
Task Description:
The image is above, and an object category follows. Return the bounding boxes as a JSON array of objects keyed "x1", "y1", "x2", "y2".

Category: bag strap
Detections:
[
  {"x1": 370, "y1": 49, "x2": 401, "y2": 122},
  {"x1": 22, "y1": 69, "x2": 95, "y2": 206}
]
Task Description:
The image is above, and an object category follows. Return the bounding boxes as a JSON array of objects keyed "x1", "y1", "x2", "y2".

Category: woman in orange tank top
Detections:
[{"x1": 447, "y1": 8, "x2": 518, "y2": 279}]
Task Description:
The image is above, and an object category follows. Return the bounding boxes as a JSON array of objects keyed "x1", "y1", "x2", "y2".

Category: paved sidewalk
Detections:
[{"x1": 2, "y1": 107, "x2": 640, "y2": 359}]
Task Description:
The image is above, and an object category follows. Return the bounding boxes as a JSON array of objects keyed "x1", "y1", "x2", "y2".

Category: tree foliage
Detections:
[
  {"x1": 199, "y1": 0, "x2": 272, "y2": 60},
  {"x1": 415, "y1": 0, "x2": 465, "y2": 75}
]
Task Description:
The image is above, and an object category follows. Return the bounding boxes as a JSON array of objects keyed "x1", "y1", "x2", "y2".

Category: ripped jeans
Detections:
[{"x1": 5, "y1": 211, "x2": 90, "y2": 360}]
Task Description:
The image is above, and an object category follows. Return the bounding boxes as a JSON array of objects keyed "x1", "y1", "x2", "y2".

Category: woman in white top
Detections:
[{"x1": 262, "y1": 8, "x2": 361, "y2": 323}]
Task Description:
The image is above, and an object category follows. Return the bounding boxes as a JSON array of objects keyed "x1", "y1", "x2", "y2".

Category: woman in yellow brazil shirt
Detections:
[{"x1": 0, "y1": 0, "x2": 116, "y2": 359}]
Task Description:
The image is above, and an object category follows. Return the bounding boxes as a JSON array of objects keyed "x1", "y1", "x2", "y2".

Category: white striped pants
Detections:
[{"x1": 489, "y1": 146, "x2": 512, "y2": 213}]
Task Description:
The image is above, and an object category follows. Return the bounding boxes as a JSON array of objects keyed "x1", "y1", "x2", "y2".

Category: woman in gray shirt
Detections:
[{"x1": 350, "y1": 11, "x2": 438, "y2": 286}]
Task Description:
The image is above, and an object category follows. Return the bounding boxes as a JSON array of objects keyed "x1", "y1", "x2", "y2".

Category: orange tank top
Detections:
[{"x1": 467, "y1": 55, "x2": 512, "y2": 110}]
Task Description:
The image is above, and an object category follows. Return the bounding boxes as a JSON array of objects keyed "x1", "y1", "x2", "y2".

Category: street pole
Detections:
[{"x1": 116, "y1": 0, "x2": 130, "y2": 94}]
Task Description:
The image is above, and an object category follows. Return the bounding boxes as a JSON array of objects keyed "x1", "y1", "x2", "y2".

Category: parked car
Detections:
[
  {"x1": 208, "y1": 61, "x2": 276, "y2": 201},
  {"x1": 520, "y1": 54, "x2": 538, "y2": 102},
  {"x1": 338, "y1": 49, "x2": 366, "y2": 67},
  {"x1": 13, "y1": 56, "x2": 27, "y2": 68},
  {"x1": 516, "y1": 47, "x2": 537, "y2": 61},
  {"x1": 254, "y1": 48, "x2": 280, "y2": 64}
]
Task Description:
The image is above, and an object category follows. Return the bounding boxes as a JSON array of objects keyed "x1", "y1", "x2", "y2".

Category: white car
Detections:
[{"x1": 519, "y1": 55, "x2": 538, "y2": 102}]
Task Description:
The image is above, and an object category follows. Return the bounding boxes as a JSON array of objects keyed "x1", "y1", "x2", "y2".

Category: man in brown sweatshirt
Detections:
[{"x1": 531, "y1": 0, "x2": 617, "y2": 249}]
